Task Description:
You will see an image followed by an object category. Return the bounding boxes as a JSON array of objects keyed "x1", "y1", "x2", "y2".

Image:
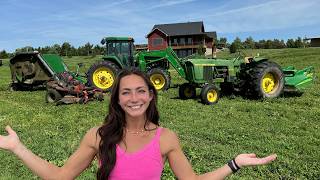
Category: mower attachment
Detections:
[
  {"x1": 283, "y1": 66, "x2": 315, "y2": 92},
  {"x1": 46, "y1": 72, "x2": 103, "y2": 105}
]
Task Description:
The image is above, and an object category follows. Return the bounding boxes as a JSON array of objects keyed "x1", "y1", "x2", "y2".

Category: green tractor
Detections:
[
  {"x1": 86, "y1": 37, "x2": 171, "y2": 91},
  {"x1": 176, "y1": 54, "x2": 314, "y2": 104},
  {"x1": 86, "y1": 36, "x2": 315, "y2": 105}
]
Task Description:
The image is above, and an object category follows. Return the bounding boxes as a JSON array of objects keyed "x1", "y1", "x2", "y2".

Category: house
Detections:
[
  {"x1": 146, "y1": 21, "x2": 217, "y2": 57},
  {"x1": 309, "y1": 37, "x2": 320, "y2": 47}
]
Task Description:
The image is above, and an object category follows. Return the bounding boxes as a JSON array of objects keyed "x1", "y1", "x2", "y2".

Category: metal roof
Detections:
[{"x1": 147, "y1": 21, "x2": 211, "y2": 37}]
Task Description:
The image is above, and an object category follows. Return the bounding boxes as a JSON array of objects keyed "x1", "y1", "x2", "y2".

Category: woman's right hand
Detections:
[{"x1": 0, "y1": 125, "x2": 21, "y2": 152}]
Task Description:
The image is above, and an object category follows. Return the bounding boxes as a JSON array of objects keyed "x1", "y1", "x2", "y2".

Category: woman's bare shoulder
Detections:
[
  {"x1": 82, "y1": 126, "x2": 101, "y2": 149},
  {"x1": 160, "y1": 127, "x2": 180, "y2": 152},
  {"x1": 160, "y1": 127, "x2": 178, "y2": 138}
]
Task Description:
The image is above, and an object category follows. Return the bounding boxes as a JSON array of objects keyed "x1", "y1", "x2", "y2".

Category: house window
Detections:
[
  {"x1": 187, "y1": 49, "x2": 192, "y2": 56},
  {"x1": 152, "y1": 38, "x2": 163, "y2": 46},
  {"x1": 180, "y1": 38, "x2": 185, "y2": 45},
  {"x1": 172, "y1": 38, "x2": 178, "y2": 45},
  {"x1": 187, "y1": 37, "x2": 192, "y2": 45}
]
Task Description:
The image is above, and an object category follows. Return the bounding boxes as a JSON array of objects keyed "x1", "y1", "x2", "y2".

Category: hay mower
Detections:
[
  {"x1": 86, "y1": 36, "x2": 315, "y2": 105},
  {"x1": 9, "y1": 52, "x2": 103, "y2": 105}
]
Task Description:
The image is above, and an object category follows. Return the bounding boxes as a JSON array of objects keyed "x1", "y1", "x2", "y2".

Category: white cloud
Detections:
[
  {"x1": 203, "y1": 0, "x2": 320, "y2": 33},
  {"x1": 149, "y1": 0, "x2": 196, "y2": 9}
]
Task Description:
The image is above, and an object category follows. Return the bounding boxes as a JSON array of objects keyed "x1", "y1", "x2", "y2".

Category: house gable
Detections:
[{"x1": 148, "y1": 29, "x2": 168, "y2": 50}]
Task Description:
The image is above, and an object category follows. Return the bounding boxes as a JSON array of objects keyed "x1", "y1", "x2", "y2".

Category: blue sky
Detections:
[{"x1": 1, "y1": 0, "x2": 320, "y2": 52}]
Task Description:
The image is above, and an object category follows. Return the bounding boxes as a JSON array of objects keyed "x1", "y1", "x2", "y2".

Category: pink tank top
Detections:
[{"x1": 109, "y1": 127, "x2": 164, "y2": 180}]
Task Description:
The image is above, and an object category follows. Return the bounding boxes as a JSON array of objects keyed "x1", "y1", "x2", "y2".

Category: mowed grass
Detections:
[{"x1": 0, "y1": 48, "x2": 319, "y2": 179}]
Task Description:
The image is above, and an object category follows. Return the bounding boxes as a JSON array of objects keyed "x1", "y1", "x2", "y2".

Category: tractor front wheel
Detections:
[
  {"x1": 148, "y1": 68, "x2": 171, "y2": 91},
  {"x1": 179, "y1": 83, "x2": 196, "y2": 99},
  {"x1": 200, "y1": 84, "x2": 220, "y2": 105},
  {"x1": 86, "y1": 61, "x2": 120, "y2": 92},
  {"x1": 249, "y1": 61, "x2": 284, "y2": 98}
]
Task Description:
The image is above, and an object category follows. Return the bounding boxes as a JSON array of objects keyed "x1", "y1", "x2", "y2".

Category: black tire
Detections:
[
  {"x1": 46, "y1": 89, "x2": 62, "y2": 103},
  {"x1": 200, "y1": 84, "x2": 220, "y2": 105},
  {"x1": 9, "y1": 83, "x2": 21, "y2": 91},
  {"x1": 179, "y1": 83, "x2": 196, "y2": 99},
  {"x1": 86, "y1": 61, "x2": 120, "y2": 92},
  {"x1": 147, "y1": 68, "x2": 171, "y2": 91},
  {"x1": 249, "y1": 61, "x2": 284, "y2": 98}
]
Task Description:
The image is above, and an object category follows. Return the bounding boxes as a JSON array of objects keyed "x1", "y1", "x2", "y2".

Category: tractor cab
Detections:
[{"x1": 101, "y1": 37, "x2": 135, "y2": 67}]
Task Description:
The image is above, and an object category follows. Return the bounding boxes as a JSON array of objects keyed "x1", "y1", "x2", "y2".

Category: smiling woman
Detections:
[{"x1": 0, "y1": 68, "x2": 277, "y2": 180}]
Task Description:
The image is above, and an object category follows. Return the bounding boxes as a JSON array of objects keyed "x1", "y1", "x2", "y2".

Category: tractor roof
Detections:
[{"x1": 101, "y1": 37, "x2": 134, "y2": 44}]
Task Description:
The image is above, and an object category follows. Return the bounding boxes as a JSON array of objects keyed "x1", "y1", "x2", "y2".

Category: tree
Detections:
[
  {"x1": 295, "y1": 37, "x2": 304, "y2": 48},
  {"x1": 47, "y1": 44, "x2": 61, "y2": 54},
  {"x1": 84, "y1": 42, "x2": 93, "y2": 56},
  {"x1": 15, "y1": 46, "x2": 34, "y2": 53},
  {"x1": 60, "y1": 42, "x2": 72, "y2": 56},
  {"x1": 0, "y1": 50, "x2": 9, "y2": 58},
  {"x1": 93, "y1": 45, "x2": 104, "y2": 56},
  {"x1": 243, "y1": 36, "x2": 255, "y2": 49},
  {"x1": 197, "y1": 45, "x2": 205, "y2": 56},
  {"x1": 265, "y1": 40, "x2": 273, "y2": 49},
  {"x1": 230, "y1": 37, "x2": 242, "y2": 53},
  {"x1": 286, "y1": 39, "x2": 295, "y2": 48},
  {"x1": 216, "y1": 37, "x2": 227, "y2": 48},
  {"x1": 272, "y1": 39, "x2": 286, "y2": 49}
]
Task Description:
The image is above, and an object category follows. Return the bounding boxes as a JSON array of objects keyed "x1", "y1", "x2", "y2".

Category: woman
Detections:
[{"x1": 0, "y1": 68, "x2": 277, "y2": 179}]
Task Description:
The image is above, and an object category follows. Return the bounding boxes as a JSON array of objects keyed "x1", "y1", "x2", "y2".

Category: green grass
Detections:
[{"x1": 0, "y1": 48, "x2": 320, "y2": 179}]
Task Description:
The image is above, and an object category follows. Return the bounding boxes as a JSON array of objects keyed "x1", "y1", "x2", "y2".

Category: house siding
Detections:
[
  {"x1": 148, "y1": 29, "x2": 168, "y2": 50},
  {"x1": 147, "y1": 22, "x2": 216, "y2": 57}
]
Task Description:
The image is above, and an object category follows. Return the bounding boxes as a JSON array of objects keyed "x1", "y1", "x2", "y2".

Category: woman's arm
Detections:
[
  {"x1": 161, "y1": 129, "x2": 276, "y2": 180},
  {"x1": 0, "y1": 126, "x2": 100, "y2": 179}
]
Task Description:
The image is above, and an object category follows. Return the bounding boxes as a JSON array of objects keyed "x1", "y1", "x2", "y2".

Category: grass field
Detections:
[{"x1": 0, "y1": 48, "x2": 319, "y2": 179}]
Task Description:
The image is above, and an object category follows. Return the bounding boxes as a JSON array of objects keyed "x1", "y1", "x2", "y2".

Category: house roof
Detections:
[
  {"x1": 147, "y1": 21, "x2": 212, "y2": 37},
  {"x1": 205, "y1": 31, "x2": 217, "y2": 39}
]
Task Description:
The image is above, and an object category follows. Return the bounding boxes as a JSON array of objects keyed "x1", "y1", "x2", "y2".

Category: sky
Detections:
[{"x1": 1, "y1": 0, "x2": 320, "y2": 52}]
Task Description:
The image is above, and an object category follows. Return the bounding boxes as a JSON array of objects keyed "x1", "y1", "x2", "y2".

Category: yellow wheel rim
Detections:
[
  {"x1": 262, "y1": 73, "x2": 278, "y2": 93},
  {"x1": 207, "y1": 89, "x2": 218, "y2": 103},
  {"x1": 150, "y1": 74, "x2": 165, "y2": 90},
  {"x1": 184, "y1": 87, "x2": 193, "y2": 98},
  {"x1": 92, "y1": 67, "x2": 114, "y2": 90}
]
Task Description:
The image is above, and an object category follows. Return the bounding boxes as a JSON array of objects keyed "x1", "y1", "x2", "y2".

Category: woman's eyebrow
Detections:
[{"x1": 120, "y1": 86, "x2": 146, "y2": 91}]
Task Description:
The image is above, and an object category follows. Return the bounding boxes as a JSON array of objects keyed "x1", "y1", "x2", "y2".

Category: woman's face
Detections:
[{"x1": 118, "y1": 74, "x2": 153, "y2": 119}]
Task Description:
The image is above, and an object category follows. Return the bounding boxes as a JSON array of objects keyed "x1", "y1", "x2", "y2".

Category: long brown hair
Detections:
[{"x1": 96, "y1": 68, "x2": 159, "y2": 180}]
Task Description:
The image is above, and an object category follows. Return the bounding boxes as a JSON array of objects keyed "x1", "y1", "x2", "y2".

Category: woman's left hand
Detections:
[{"x1": 235, "y1": 153, "x2": 277, "y2": 168}]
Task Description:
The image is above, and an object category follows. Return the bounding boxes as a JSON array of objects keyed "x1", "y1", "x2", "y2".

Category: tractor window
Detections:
[
  {"x1": 120, "y1": 42, "x2": 129, "y2": 54},
  {"x1": 107, "y1": 43, "x2": 118, "y2": 55}
]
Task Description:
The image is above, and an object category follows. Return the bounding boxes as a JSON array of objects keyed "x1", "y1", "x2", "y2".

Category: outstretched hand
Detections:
[
  {"x1": 0, "y1": 126, "x2": 21, "y2": 152},
  {"x1": 235, "y1": 153, "x2": 277, "y2": 168}
]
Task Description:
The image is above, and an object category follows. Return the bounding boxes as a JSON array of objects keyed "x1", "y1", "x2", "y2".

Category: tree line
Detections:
[
  {"x1": 216, "y1": 36, "x2": 310, "y2": 53},
  {"x1": 0, "y1": 36, "x2": 312, "y2": 59},
  {"x1": 0, "y1": 42, "x2": 105, "y2": 59}
]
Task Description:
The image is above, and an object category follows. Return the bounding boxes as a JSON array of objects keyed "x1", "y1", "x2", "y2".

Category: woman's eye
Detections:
[
  {"x1": 138, "y1": 90, "x2": 146, "y2": 93},
  {"x1": 122, "y1": 92, "x2": 129, "y2": 95}
]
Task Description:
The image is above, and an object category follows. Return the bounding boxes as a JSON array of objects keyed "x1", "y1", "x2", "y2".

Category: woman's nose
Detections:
[{"x1": 130, "y1": 92, "x2": 138, "y2": 102}]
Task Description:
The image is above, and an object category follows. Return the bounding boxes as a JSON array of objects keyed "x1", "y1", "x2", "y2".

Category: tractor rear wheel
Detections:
[
  {"x1": 46, "y1": 89, "x2": 62, "y2": 103},
  {"x1": 179, "y1": 83, "x2": 196, "y2": 99},
  {"x1": 147, "y1": 68, "x2": 171, "y2": 91},
  {"x1": 249, "y1": 61, "x2": 284, "y2": 98},
  {"x1": 200, "y1": 84, "x2": 219, "y2": 105},
  {"x1": 86, "y1": 61, "x2": 120, "y2": 92}
]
